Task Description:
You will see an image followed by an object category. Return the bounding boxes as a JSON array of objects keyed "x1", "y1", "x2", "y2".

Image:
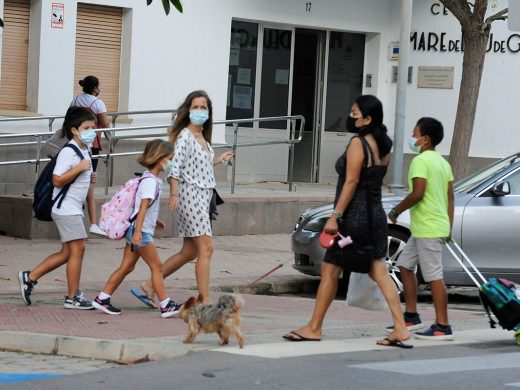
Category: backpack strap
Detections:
[
  {"x1": 128, "y1": 175, "x2": 160, "y2": 224},
  {"x1": 54, "y1": 143, "x2": 86, "y2": 209}
]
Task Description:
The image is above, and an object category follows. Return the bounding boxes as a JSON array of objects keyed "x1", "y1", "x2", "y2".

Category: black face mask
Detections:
[{"x1": 346, "y1": 116, "x2": 360, "y2": 133}]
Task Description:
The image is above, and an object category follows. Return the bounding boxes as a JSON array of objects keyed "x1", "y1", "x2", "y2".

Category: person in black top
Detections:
[{"x1": 283, "y1": 95, "x2": 411, "y2": 348}]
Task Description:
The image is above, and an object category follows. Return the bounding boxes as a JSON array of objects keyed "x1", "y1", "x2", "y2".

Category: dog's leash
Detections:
[{"x1": 246, "y1": 262, "x2": 287, "y2": 287}]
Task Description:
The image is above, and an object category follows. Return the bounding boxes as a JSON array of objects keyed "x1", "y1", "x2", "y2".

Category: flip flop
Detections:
[
  {"x1": 282, "y1": 331, "x2": 321, "y2": 342},
  {"x1": 376, "y1": 337, "x2": 413, "y2": 349},
  {"x1": 130, "y1": 288, "x2": 157, "y2": 308}
]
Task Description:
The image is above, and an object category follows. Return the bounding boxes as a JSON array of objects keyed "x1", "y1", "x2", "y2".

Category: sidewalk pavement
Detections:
[{"x1": 0, "y1": 234, "x2": 507, "y2": 363}]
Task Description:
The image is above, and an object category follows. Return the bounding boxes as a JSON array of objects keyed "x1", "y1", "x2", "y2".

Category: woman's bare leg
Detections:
[{"x1": 288, "y1": 262, "x2": 343, "y2": 340}]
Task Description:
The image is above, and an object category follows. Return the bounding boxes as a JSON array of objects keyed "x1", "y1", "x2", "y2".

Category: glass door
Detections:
[
  {"x1": 291, "y1": 28, "x2": 325, "y2": 182},
  {"x1": 319, "y1": 31, "x2": 365, "y2": 182}
]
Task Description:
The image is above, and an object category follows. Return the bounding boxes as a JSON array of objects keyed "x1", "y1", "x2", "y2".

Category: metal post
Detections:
[
  {"x1": 388, "y1": 0, "x2": 413, "y2": 196},
  {"x1": 105, "y1": 131, "x2": 111, "y2": 195},
  {"x1": 35, "y1": 136, "x2": 42, "y2": 180},
  {"x1": 288, "y1": 119, "x2": 296, "y2": 192},
  {"x1": 48, "y1": 118, "x2": 55, "y2": 132},
  {"x1": 230, "y1": 122, "x2": 239, "y2": 194}
]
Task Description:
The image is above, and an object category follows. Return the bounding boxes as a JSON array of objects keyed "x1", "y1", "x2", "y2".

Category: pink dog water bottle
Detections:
[{"x1": 337, "y1": 234, "x2": 353, "y2": 248}]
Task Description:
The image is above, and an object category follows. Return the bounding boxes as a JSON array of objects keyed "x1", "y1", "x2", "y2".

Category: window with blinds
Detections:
[
  {"x1": 73, "y1": 3, "x2": 122, "y2": 112},
  {"x1": 0, "y1": 0, "x2": 30, "y2": 110}
]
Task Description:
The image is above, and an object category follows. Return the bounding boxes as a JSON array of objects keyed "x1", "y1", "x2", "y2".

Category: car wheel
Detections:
[{"x1": 385, "y1": 227, "x2": 410, "y2": 293}]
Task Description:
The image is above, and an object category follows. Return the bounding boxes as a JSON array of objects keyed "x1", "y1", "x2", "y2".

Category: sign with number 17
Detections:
[{"x1": 305, "y1": 2, "x2": 312, "y2": 12}]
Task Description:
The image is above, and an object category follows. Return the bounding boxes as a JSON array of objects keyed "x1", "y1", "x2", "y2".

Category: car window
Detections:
[
  {"x1": 506, "y1": 169, "x2": 520, "y2": 195},
  {"x1": 455, "y1": 153, "x2": 520, "y2": 193}
]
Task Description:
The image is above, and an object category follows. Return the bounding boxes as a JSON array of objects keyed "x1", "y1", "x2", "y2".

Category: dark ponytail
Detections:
[{"x1": 355, "y1": 95, "x2": 393, "y2": 158}]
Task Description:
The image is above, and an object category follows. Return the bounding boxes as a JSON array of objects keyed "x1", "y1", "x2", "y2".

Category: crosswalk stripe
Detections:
[
  {"x1": 351, "y1": 352, "x2": 520, "y2": 375},
  {"x1": 213, "y1": 328, "x2": 513, "y2": 359}
]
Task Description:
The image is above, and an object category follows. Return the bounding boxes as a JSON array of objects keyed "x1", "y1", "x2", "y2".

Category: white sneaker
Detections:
[{"x1": 89, "y1": 224, "x2": 107, "y2": 237}]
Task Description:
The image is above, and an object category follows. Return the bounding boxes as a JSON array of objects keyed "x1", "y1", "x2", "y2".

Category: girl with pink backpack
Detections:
[{"x1": 92, "y1": 140, "x2": 182, "y2": 318}]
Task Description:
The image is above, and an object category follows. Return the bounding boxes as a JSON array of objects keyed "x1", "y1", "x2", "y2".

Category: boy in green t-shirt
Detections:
[{"x1": 388, "y1": 117, "x2": 454, "y2": 340}]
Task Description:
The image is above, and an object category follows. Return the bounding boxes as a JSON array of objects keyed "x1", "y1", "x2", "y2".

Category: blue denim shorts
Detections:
[{"x1": 125, "y1": 225, "x2": 154, "y2": 248}]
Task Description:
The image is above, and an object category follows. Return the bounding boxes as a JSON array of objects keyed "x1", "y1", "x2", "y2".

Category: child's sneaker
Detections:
[
  {"x1": 386, "y1": 312, "x2": 425, "y2": 333},
  {"x1": 18, "y1": 271, "x2": 37, "y2": 306},
  {"x1": 160, "y1": 300, "x2": 182, "y2": 318},
  {"x1": 414, "y1": 323, "x2": 454, "y2": 340},
  {"x1": 64, "y1": 291, "x2": 94, "y2": 310},
  {"x1": 89, "y1": 224, "x2": 107, "y2": 237},
  {"x1": 92, "y1": 296, "x2": 121, "y2": 315}
]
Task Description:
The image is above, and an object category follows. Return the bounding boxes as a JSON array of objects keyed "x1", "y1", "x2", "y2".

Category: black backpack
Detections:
[{"x1": 33, "y1": 143, "x2": 84, "y2": 221}]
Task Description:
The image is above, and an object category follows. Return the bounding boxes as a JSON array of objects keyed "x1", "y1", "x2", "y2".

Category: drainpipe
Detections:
[{"x1": 388, "y1": 0, "x2": 413, "y2": 196}]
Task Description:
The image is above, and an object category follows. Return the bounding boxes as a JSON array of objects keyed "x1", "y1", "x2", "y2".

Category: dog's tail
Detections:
[{"x1": 183, "y1": 296, "x2": 197, "y2": 310}]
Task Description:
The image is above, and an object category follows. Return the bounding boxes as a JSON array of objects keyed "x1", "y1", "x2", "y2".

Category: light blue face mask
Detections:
[
  {"x1": 189, "y1": 109, "x2": 209, "y2": 126},
  {"x1": 164, "y1": 159, "x2": 174, "y2": 173},
  {"x1": 80, "y1": 129, "x2": 96, "y2": 145},
  {"x1": 408, "y1": 136, "x2": 423, "y2": 153}
]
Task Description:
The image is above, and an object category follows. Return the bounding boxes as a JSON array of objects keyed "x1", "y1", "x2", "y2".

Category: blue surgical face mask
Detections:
[
  {"x1": 408, "y1": 136, "x2": 423, "y2": 153},
  {"x1": 189, "y1": 109, "x2": 209, "y2": 126},
  {"x1": 79, "y1": 129, "x2": 96, "y2": 145}
]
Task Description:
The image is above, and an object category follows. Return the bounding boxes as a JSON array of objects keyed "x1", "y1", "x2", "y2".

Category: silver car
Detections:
[{"x1": 292, "y1": 151, "x2": 520, "y2": 288}]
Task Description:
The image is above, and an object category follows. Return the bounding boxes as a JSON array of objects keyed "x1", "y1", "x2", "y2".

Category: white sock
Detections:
[
  {"x1": 160, "y1": 298, "x2": 171, "y2": 309},
  {"x1": 99, "y1": 292, "x2": 111, "y2": 300}
]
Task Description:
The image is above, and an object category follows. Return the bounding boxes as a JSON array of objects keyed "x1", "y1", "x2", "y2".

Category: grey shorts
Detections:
[
  {"x1": 396, "y1": 237, "x2": 444, "y2": 282},
  {"x1": 51, "y1": 214, "x2": 87, "y2": 243}
]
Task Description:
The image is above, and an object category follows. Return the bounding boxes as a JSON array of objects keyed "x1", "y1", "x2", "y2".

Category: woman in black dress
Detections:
[{"x1": 284, "y1": 95, "x2": 410, "y2": 347}]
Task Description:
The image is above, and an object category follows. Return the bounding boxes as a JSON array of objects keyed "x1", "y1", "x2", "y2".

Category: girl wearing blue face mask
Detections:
[
  {"x1": 134, "y1": 91, "x2": 233, "y2": 306},
  {"x1": 18, "y1": 107, "x2": 98, "y2": 310}
]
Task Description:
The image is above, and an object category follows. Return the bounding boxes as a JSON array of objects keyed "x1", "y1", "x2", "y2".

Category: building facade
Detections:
[{"x1": 0, "y1": 0, "x2": 517, "y2": 184}]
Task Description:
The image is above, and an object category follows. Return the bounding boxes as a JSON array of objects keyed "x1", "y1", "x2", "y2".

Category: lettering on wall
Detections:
[
  {"x1": 305, "y1": 2, "x2": 312, "y2": 12},
  {"x1": 412, "y1": 2, "x2": 520, "y2": 54}
]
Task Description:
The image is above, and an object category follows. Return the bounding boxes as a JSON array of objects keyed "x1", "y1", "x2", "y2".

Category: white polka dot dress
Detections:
[{"x1": 169, "y1": 128, "x2": 215, "y2": 237}]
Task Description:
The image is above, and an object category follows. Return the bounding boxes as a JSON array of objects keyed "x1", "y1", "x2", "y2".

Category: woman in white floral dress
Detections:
[{"x1": 134, "y1": 91, "x2": 233, "y2": 306}]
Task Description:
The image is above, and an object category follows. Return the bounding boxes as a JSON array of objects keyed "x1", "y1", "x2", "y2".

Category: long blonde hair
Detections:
[
  {"x1": 137, "y1": 139, "x2": 173, "y2": 169},
  {"x1": 168, "y1": 90, "x2": 213, "y2": 146}
]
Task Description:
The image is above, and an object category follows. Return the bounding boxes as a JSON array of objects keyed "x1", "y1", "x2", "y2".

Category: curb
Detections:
[
  {"x1": 0, "y1": 331, "x2": 198, "y2": 362},
  {"x1": 213, "y1": 277, "x2": 320, "y2": 296}
]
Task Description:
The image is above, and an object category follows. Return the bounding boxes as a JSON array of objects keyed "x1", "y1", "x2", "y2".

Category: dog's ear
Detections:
[
  {"x1": 233, "y1": 295, "x2": 245, "y2": 310},
  {"x1": 184, "y1": 296, "x2": 197, "y2": 310}
]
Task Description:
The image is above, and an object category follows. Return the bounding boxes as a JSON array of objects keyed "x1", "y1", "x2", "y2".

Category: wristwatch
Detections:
[{"x1": 332, "y1": 209, "x2": 343, "y2": 218}]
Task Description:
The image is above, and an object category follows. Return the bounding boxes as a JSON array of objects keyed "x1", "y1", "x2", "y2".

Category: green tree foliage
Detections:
[{"x1": 147, "y1": 0, "x2": 183, "y2": 14}]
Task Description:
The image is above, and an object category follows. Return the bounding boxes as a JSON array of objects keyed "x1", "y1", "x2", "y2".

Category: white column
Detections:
[{"x1": 388, "y1": 0, "x2": 413, "y2": 194}]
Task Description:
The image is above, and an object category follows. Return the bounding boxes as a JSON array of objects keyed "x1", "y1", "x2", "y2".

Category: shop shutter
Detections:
[
  {"x1": 0, "y1": 0, "x2": 30, "y2": 110},
  {"x1": 74, "y1": 3, "x2": 122, "y2": 112}
]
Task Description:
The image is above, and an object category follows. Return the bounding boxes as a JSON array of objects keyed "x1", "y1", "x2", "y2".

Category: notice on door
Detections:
[
  {"x1": 417, "y1": 66, "x2": 454, "y2": 89},
  {"x1": 51, "y1": 3, "x2": 64, "y2": 29}
]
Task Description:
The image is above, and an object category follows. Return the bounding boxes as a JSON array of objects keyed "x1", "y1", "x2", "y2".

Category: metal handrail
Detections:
[
  {"x1": 0, "y1": 108, "x2": 176, "y2": 132},
  {"x1": 0, "y1": 115, "x2": 305, "y2": 194}
]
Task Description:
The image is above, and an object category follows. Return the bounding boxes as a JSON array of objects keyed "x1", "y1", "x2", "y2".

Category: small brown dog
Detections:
[{"x1": 179, "y1": 294, "x2": 245, "y2": 348}]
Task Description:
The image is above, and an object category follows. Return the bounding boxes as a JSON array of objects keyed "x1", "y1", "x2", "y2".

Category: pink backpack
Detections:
[{"x1": 99, "y1": 172, "x2": 159, "y2": 239}]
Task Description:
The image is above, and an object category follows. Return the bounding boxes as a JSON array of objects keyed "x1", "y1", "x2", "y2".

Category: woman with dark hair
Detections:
[
  {"x1": 132, "y1": 91, "x2": 233, "y2": 306},
  {"x1": 70, "y1": 76, "x2": 111, "y2": 237},
  {"x1": 283, "y1": 95, "x2": 412, "y2": 348}
]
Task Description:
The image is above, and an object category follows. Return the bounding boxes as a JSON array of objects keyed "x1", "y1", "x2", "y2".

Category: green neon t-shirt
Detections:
[{"x1": 408, "y1": 150, "x2": 454, "y2": 238}]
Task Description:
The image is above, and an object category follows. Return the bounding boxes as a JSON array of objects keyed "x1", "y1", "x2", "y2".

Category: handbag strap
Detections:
[{"x1": 357, "y1": 136, "x2": 374, "y2": 239}]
